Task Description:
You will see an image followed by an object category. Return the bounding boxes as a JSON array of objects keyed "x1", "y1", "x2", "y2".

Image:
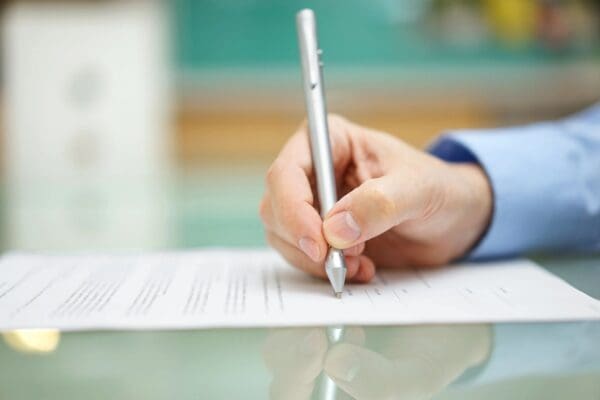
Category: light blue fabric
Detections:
[{"x1": 429, "y1": 103, "x2": 600, "y2": 259}]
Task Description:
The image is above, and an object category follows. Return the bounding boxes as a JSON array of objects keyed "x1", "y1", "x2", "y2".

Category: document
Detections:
[{"x1": 0, "y1": 249, "x2": 598, "y2": 331}]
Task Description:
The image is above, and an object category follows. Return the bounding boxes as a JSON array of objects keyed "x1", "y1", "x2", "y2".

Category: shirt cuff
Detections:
[{"x1": 428, "y1": 121, "x2": 593, "y2": 260}]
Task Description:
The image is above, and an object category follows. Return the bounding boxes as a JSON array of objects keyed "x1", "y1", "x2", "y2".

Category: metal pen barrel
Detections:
[{"x1": 296, "y1": 9, "x2": 346, "y2": 297}]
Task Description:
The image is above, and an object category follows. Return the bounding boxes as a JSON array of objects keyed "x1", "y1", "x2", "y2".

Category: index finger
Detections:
[
  {"x1": 279, "y1": 116, "x2": 355, "y2": 177},
  {"x1": 262, "y1": 117, "x2": 356, "y2": 267},
  {"x1": 265, "y1": 154, "x2": 327, "y2": 263}
]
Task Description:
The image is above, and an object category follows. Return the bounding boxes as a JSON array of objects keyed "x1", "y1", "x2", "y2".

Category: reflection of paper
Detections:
[{"x1": 0, "y1": 249, "x2": 598, "y2": 331}]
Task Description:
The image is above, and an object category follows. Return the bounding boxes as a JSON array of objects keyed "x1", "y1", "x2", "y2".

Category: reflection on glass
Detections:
[
  {"x1": 263, "y1": 325, "x2": 492, "y2": 400},
  {"x1": 2, "y1": 329, "x2": 60, "y2": 354}
]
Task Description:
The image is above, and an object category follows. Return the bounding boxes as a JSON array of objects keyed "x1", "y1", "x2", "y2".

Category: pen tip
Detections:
[{"x1": 335, "y1": 292, "x2": 342, "y2": 299}]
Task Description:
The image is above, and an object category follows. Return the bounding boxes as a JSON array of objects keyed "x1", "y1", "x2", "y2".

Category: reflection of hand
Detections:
[
  {"x1": 263, "y1": 325, "x2": 492, "y2": 400},
  {"x1": 259, "y1": 115, "x2": 492, "y2": 282},
  {"x1": 263, "y1": 327, "x2": 365, "y2": 400}
]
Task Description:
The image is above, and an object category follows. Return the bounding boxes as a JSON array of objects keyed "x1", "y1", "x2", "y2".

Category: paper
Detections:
[{"x1": 0, "y1": 249, "x2": 598, "y2": 331}]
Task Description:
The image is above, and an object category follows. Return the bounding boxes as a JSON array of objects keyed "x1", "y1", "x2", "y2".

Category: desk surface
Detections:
[{"x1": 0, "y1": 172, "x2": 599, "y2": 399}]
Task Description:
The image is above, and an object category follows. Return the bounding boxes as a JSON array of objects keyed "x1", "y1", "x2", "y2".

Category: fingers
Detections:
[
  {"x1": 351, "y1": 255, "x2": 376, "y2": 283},
  {"x1": 262, "y1": 160, "x2": 328, "y2": 263},
  {"x1": 260, "y1": 116, "x2": 359, "y2": 266},
  {"x1": 277, "y1": 115, "x2": 353, "y2": 174},
  {"x1": 323, "y1": 175, "x2": 419, "y2": 249},
  {"x1": 263, "y1": 328, "x2": 328, "y2": 400},
  {"x1": 263, "y1": 328, "x2": 328, "y2": 382},
  {"x1": 324, "y1": 343, "x2": 401, "y2": 400},
  {"x1": 265, "y1": 231, "x2": 375, "y2": 282},
  {"x1": 265, "y1": 231, "x2": 348, "y2": 278},
  {"x1": 263, "y1": 326, "x2": 368, "y2": 400},
  {"x1": 382, "y1": 325, "x2": 493, "y2": 371},
  {"x1": 345, "y1": 242, "x2": 365, "y2": 257},
  {"x1": 323, "y1": 326, "x2": 493, "y2": 400}
]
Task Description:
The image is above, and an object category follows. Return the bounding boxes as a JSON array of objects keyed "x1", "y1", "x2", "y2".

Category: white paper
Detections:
[{"x1": 0, "y1": 249, "x2": 598, "y2": 331}]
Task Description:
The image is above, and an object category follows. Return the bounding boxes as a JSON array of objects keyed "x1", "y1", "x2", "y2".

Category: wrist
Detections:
[{"x1": 449, "y1": 163, "x2": 493, "y2": 257}]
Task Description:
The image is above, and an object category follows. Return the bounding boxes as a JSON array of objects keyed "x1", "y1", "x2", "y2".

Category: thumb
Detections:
[{"x1": 323, "y1": 175, "x2": 417, "y2": 249}]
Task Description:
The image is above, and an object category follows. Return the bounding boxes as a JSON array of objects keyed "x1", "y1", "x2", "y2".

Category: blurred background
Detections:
[{"x1": 0, "y1": 0, "x2": 599, "y2": 252}]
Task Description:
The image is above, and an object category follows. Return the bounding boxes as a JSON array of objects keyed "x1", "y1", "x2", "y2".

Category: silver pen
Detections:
[{"x1": 296, "y1": 9, "x2": 346, "y2": 298}]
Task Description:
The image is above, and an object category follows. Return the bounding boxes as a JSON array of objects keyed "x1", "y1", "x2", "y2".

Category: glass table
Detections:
[{"x1": 0, "y1": 170, "x2": 598, "y2": 399}]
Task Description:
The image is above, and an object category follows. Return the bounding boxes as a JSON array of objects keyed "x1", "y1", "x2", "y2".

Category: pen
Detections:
[{"x1": 296, "y1": 9, "x2": 346, "y2": 298}]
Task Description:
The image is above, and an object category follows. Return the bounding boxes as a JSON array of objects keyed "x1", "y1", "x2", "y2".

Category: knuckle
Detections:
[
  {"x1": 265, "y1": 161, "x2": 285, "y2": 188},
  {"x1": 326, "y1": 113, "x2": 347, "y2": 130},
  {"x1": 258, "y1": 197, "x2": 270, "y2": 223},
  {"x1": 363, "y1": 184, "x2": 397, "y2": 220}
]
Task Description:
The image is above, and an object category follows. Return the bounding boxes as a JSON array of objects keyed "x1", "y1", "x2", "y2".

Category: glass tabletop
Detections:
[{"x1": 0, "y1": 171, "x2": 599, "y2": 399}]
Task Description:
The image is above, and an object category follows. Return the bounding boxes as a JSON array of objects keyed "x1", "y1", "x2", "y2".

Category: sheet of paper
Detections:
[{"x1": 0, "y1": 249, "x2": 598, "y2": 331}]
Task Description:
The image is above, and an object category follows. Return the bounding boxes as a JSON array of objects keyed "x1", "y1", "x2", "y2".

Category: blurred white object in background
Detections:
[{"x1": 3, "y1": 1, "x2": 173, "y2": 250}]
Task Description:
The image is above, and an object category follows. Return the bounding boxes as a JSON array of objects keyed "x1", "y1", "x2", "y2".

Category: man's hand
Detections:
[{"x1": 259, "y1": 115, "x2": 492, "y2": 282}]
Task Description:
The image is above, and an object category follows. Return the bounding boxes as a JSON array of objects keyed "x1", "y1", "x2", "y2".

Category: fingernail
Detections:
[
  {"x1": 299, "y1": 237, "x2": 320, "y2": 262},
  {"x1": 324, "y1": 212, "x2": 361, "y2": 247},
  {"x1": 325, "y1": 349, "x2": 361, "y2": 383}
]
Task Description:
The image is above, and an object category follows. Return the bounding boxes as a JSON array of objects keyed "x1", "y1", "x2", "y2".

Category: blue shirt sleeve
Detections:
[{"x1": 429, "y1": 104, "x2": 600, "y2": 259}]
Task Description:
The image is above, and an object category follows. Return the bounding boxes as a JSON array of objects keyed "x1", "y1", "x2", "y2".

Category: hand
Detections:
[
  {"x1": 262, "y1": 327, "x2": 365, "y2": 400},
  {"x1": 259, "y1": 115, "x2": 492, "y2": 282},
  {"x1": 262, "y1": 325, "x2": 492, "y2": 400}
]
